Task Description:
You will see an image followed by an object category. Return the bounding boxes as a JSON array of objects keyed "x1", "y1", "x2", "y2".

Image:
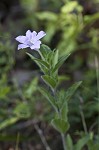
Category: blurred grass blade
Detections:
[{"x1": 0, "y1": 117, "x2": 18, "y2": 130}]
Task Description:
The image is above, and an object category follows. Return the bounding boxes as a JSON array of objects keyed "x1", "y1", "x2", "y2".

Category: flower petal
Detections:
[
  {"x1": 32, "y1": 31, "x2": 37, "y2": 38},
  {"x1": 30, "y1": 40, "x2": 41, "y2": 50},
  {"x1": 26, "y1": 30, "x2": 32, "y2": 39},
  {"x1": 18, "y1": 44, "x2": 29, "y2": 50},
  {"x1": 36, "y1": 31, "x2": 46, "y2": 40},
  {"x1": 15, "y1": 36, "x2": 27, "y2": 44},
  {"x1": 30, "y1": 31, "x2": 38, "y2": 43}
]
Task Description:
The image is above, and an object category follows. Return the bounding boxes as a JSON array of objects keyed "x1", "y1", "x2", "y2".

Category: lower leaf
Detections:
[{"x1": 51, "y1": 118, "x2": 70, "y2": 133}]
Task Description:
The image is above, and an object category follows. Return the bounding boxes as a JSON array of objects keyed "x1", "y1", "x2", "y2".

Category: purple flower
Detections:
[{"x1": 15, "y1": 30, "x2": 46, "y2": 50}]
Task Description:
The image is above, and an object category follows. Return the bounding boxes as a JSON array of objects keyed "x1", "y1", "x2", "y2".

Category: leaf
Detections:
[
  {"x1": 52, "y1": 53, "x2": 70, "y2": 73},
  {"x1": 61, "y1": 102, "x2": 68, "y2": 121},
  {"x1": 74, "y1": 135, "x2": 90, "y2": 150},
  {"x1": 51, "y1": 118, "x2": 69, "y2": 133},
  {"x1": 47, "y1": 50, "x2": 54, "y2": 65},
  {"x1": 26, "y1": 52, "x2": 49, "y2": 68},
  {"x1": 58, "y1": 75, "x2": 70, "y2": 85},
  {"x1": 0, "y1": 87, "x2": 10, "y2": 99},
  {"x1": 36, "y1": 11, "x2": 58, "y2": 21},
  {"x1": 0, "y1": 117, "x2": 18, "y2": 130},
  {"x1": 53, "y1": 49, "x2": 59, "y2": 67},
  {"x1": 25, "y1": 77, "x2": 38, "y2": 98},
  {"x1": 42, "y1": 75, "x2": 57, "y2": 89},
  {"x1": 0, "y1": 75, "x2": 10, "y2": 99},
  {"x1": 84, "y1": 13, "x2": 99, "y2": 25},
  {"x1": 61, "y1": 1, "x2": 82, "y2": 14},
  {"x1": 40, "y1": 44, "x2": 52, "y2": 61},
  {"x1": 87, "y1": 134, "x2": 99, "y2": 150},
  {"x1": 39, "y1": 87, "x2": 57, "y2": 111},
  {"x1": 65, "y1": 81, "x2": 82, "y2": 102},
  {"x1": 66, "y1": 134, "x2": 73, "y2": 150},
  {"x1": 45, "y1": 22, "x2": 57, "y2": 43},
  {"x1": 14, "y1": 103, "x2": 31, "y2": 118},
  {"x1": 26, "y1": 52, "x2": 49, "y2": 74}
]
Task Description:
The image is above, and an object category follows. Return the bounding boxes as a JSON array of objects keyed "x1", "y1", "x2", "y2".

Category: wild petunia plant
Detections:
[{"x1": 16, "y1": 30, "x2": 82, "y2": 150}]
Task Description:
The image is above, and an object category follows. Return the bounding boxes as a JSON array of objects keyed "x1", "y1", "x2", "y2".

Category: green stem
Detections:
[
  {"x1": 38, "y1": 50, "x2": 45, "y2": 60},
  {"x1": 52, "y1": 89, "x2": 67, "y2": 150},
  {"x1": 61, "y1": 133, "x2": 67, "y2": 150}
]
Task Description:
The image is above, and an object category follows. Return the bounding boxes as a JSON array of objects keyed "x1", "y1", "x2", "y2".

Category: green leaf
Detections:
[
  {"x1": 52, "y1": 53, "x2": 70, "y2": 73},
  {"x1": 26, "y1": 52, "x2": 49, "y2": 68},
  {"x1": 36, "y1": 11, "x2": 58, "y2": 21},
  {"x1": 14, "y1": 103, "x2": 31, "y2": 118},
  {"x1": 61, "y1": 1, "x2": 82, "y2": 14},
  {"x1": 47, "y1": 51, "x2": 54, "y2": 65},
  {"x1": 42, "y1": 75, "x2": 57, "y2": 89},
  {"x1": 74, "y1": 135, "x2": 90, "y2": 150},
  {"x1": 53, "y1": 49, "x2": 59, "y2": 67},
  {"x1": 40, "y1": 44, "x2": 52, "y2": 60},
  {"x1": 65, "y1": 81, "x2": 82, "y2": 102},
  {"x1": 45, "y1": 22, "x2": 57, "y2": 43},
  {"x1": 66, "y1": 134, "x2": 73, "y2": 150},
  {"x1": 51, "y1": 118, "x2": 69, "y2": 133},
  {"x1": 39, "y1": 87, "x2": 57, "y2": 111},
  {"x1": 84, "y1": 13, "x2": 99, "y2": 25},
  {"x1": 25, "y1": 77, "x2": 38, "y2": 98},
  {"x1": 0, "y1": 117, "x2": 18, "y2": 130},
  {"x1": 58, "y1": 75, "x2": 70, "y2": 82},
  {"x1": 57, "y1": 75, "x2": 70, "y2": 86},
  {"x1": 87, "y1": 134, "x2": 99, "y2": 150},
  {"x1": 61, "y1": 102, "x2": 68, "y2": 121},
  {"x1": 0, "y1": 75, "x2": 10, "y2": 99},
  {"x1": 0, "y1": 87, "x2": 10, "y2": 99}
]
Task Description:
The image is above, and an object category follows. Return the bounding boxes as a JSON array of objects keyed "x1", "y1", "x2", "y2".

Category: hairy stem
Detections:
[
  {"x1": 61, "y1": 133, "x2": 67, "y2": 150},
  {"x1": 52, "y1": 89, "x2": 67, "y2": 150}
]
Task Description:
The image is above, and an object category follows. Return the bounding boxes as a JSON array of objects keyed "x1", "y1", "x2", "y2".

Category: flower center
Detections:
[{"x1": 30, "y1": 39, "x2": 34, "y2": 44}]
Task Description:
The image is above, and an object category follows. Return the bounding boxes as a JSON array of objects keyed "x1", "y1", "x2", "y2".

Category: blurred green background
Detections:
[{"x1": 0, "y1": 0, "x2": 99, "y2": 149}]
